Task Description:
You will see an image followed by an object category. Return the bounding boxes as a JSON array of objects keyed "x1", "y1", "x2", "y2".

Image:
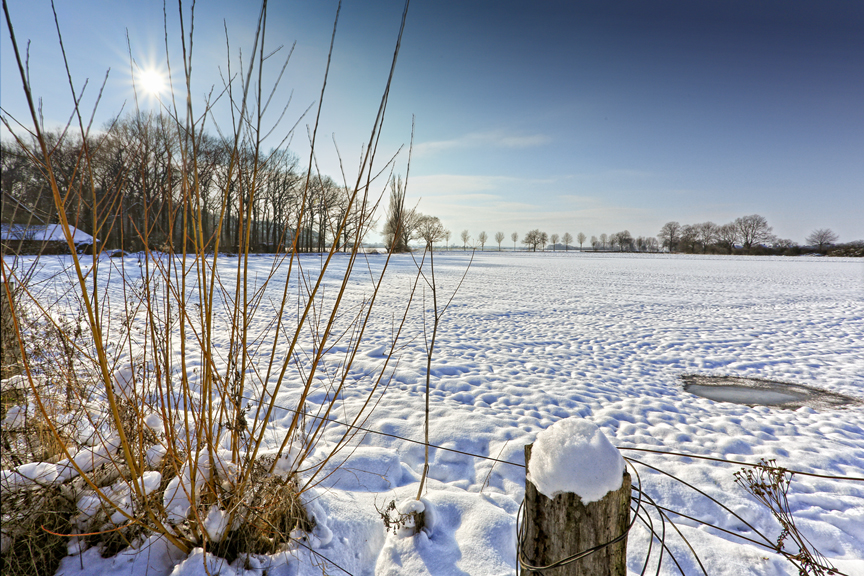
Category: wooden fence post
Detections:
[{"x1": 521, "y1": 443, "x2": 631, "y2": 576}]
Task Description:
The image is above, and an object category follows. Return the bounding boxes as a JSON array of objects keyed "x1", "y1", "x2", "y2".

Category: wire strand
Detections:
[
  {"x1": 618, "y1": 446, "x2": 864, "y2": 482},
  {"x1": 250, "y1": 394, "x2": 864, "y2": 482}
]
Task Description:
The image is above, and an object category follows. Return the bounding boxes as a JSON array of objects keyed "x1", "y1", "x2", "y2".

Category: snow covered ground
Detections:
[{"x1": 8, "y1": 251, "x2": 864, "y2": 575}]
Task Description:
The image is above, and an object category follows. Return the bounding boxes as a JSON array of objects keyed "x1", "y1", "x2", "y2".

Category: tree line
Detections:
[
  {"x1": 656, "y1": 216, "x2": 849, "y2": 255},
  {"x1": 1, "y1": 113, "x2": 367, "y2": 253},
  {"x1": 6, "y1": 130, "x2": 854, "y2": 258},
  {"x1": 414, "y1": 215, "x2": 853, "y2": 256}
]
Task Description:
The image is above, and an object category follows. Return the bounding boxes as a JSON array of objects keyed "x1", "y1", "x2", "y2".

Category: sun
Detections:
[{"x1": 136, "y1": 68, "x2": 168, "y2": 98}]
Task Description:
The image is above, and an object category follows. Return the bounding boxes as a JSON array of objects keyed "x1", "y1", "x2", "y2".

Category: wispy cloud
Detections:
[
  {"x1": 394, "y1": 172, "x2": 664, "y2": 239},
  {"x1": 413, "y1": 130, "x2": 551, "y2": 156},
  {"x1": 409, "y1": 174, "x2": 556, "y2": 198}
]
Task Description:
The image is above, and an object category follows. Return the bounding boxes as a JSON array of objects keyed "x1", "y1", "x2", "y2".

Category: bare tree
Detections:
[
  {"x1": 550, "y1": 233, "x2": 560, "y2": 251},
  {"x1": 599, "y1": 232, "x2": 608, "y2": 250},
  {"x1": 522, "y1": 229, "x2": 545, "y2": 252},
  {"x1": 382, "y1": 174, "x2": 417, "y2": 252},
  {"x1": 444, "y1": 229, "x2": 451, "y2": 250},
  {"x1": 313, "y1": 174, "x2": 344, "y2": 252},
  {"x1": 772, "y1": 237, "x2": 796, "y2": 251},
  {"x1": 590, "y1": 235, "x2": 598, "y2": 251},
  {"x1": 695, "y1": 222, "x2": 718, "y2": 253},
  {"x1": 511, "y1": 231, "x2": 518, "y2": 251},
  {"x1": 415, "y1": 214, "x2": 446, "y2": 247},
  {"x1": 679, "y1": 225, "x2": 698, "y2": 253},
  {"x1": 495, "y1": 231, "x2": 505, "y2": 251},
  {"x1": 540, "y1": 231, "x2": 548, "y2": 250},
  {"x1": 576, "y1": 232, "x2": 586, "y2": 251},
  {"x1": 645, "y1": 237, "x2": 659, "y2": 252},
  {"x1": 460, "y1": 229, "x2": 471, "y2": 251},
  {"x1": 658, "y1": 221, "x2": 681, "y2": 252},
  {"x1": 716, "y1": 222, "x2": 739, "y2": 253},
  {"x1": 616, "y1": 230, "x2": 633, "y2": 251},
  {"x1": 478, "y1": 231, "x2": 488, "y2": 251},
  {"x1": 562, "y1": 232, "x2": 573, "y2": 251},
  {"x1": 734, "y1": 214, "x2": 773, "y2": 251},
  {"x1": 806, "y1": 228, "x2": 839, "y2": 253}
]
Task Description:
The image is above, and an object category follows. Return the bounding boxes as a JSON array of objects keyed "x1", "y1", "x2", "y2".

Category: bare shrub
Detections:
[{"x1": 2, "y1": 0, "x2": 415, "y2": 572}]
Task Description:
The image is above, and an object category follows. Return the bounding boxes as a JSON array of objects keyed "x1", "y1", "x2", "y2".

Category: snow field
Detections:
[
  {"x1": 305, "y1": 252, "x2": 864, "y2": 575},
  {"x1": 8, "y1": 251, "x2": 864, "y2": 575}
]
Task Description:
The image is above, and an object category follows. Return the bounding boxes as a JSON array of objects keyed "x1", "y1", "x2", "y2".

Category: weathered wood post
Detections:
[{"x1": 521, "y1": 420, "x2": 631, "y2": 576}]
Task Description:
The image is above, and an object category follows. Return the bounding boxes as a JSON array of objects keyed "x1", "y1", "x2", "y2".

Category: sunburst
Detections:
[{"x1": 136, "y1": 68, "x2": 168, "y2": 98}]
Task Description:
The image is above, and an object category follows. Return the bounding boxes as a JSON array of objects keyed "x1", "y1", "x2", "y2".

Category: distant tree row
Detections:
[
  {"x1": 433, "y1": 228, "x2": 657, "y2": 253},
  {"x1": 657, "y1": 216, "x2": 846, "y2": 255},
  {"x1": 349, "y1": 185, "x2": 854, "y2": 257},
  {"x1": 432, "y1": 228, "x2": 657, "y2": 252},
  {"x1": 8, "y1": 121, "x2": 853, "y2": 258},
  {"x1": 423, "y1": 215, "x2": 853, "y2": 256},
  {"x1": 1, "y1": 113, "x2": 366, "y2": 253}
]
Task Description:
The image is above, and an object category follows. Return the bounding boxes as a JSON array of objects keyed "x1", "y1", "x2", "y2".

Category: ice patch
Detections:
[
  {"x1": 689, "y1": 384, "x2": 803, "y2": 405},
  {"x1": 681, "y1": 374, "x2": 860, "y2": 410}
]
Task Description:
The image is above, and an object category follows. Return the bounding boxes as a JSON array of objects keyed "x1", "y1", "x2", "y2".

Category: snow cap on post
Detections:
[{"x1": 527, "y1": 418, "x2": 625, "y2": 503}]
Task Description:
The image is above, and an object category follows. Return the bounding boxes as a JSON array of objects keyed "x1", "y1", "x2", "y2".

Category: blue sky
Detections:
[{"x1": 3, "y1": 1, "x2": 862, "y2": 244}]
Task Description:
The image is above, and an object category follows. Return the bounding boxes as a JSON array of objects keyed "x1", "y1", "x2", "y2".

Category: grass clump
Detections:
[{"x1": 0, "y1": 484, "x2": 78, "y2": 576}]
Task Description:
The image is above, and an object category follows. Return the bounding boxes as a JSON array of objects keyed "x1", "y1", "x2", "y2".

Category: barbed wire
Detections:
[
  {"x1": 251, "y1": 394, "x2": 864, "y2": 482},
  {"x1": 617, "y1": 446, "x2": 864, "y2": 482},
  {"x1": 233, "y1": 394, "x2": 858, "y2": 575},
  {"x1": 290, "y1": 534, "x2": 355, "y2": 576}
]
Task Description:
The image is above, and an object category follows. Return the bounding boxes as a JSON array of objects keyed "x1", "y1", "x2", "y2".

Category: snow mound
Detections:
[
  {"x1": 390, "y1": 497, "x2": 436, "y2": 539},
  {"x1": 376, "y1": 490, "x2": 515, "y2": 576},
  {"x1": 527, "y1": 417, "x2": 625, "y2": 503}
]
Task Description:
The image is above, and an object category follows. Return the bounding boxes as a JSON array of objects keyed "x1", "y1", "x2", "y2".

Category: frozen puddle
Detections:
[
  {"x1": 681, "y1": 375, "x2": 860, "y2": 410},
  {"x1": 686, "y1": 385, "x2": 804, "y2": 405}
]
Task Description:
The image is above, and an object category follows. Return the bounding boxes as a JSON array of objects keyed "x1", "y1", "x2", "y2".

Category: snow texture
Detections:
[
  {"x1": 5, "y1": 251, "x2": 864, "y2": 576},
  {"x1": 527, "y1": 417, "x2": 625, "y2": 502}
]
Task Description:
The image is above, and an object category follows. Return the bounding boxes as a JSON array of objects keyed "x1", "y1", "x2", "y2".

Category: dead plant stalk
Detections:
[{"x1": 1, "y1": 0, "x2": 417, "y2": 568}]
